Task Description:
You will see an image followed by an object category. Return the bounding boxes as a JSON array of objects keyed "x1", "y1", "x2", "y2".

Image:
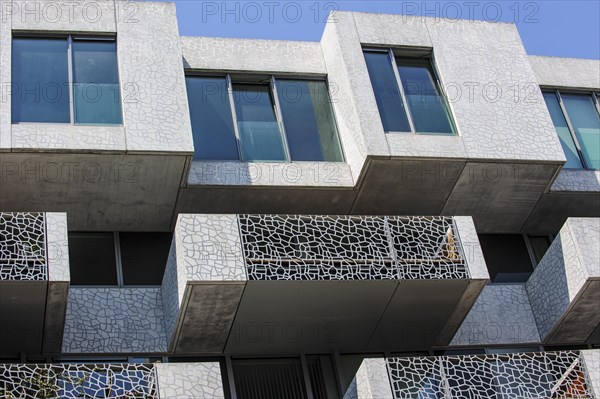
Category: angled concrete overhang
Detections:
[
  {"x1": 0, "y1": 212, "x2": 69, "y2": 356},
  {"x1": 162, "y1": 213, "x2": 488, "y2": 355},
  {"x1": 526, "y1": 217, "x2": 600, "y2": 345}
]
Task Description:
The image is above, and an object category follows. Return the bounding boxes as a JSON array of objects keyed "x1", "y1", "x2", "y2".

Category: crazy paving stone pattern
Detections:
[
  {"x1": 388, "y1": 351, "x2": 595, "y2": 399},
  {"x1": 0, "y1": 212, "x2": 46, "y2": 280},
  {"x1": 0, "y1": 363, "x2": 157, "y2": 399},
  {"x1": 239, "y1": 215, "x2": 468, "y2": 280},
  {"x1": 62, "y1": 288, "x2": 168, "y2": 353},
  {"x1": 156, "y1": 362, "x2": 225, "y2": 399}
]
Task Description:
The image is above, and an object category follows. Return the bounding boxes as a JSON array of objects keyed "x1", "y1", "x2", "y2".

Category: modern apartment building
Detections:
[{"x1": 0, "y1": 1, "x2": 599, "y2": 397}]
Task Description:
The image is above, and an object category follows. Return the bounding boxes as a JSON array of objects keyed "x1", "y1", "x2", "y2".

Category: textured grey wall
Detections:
[{"x1": 63, "y1": 288, "x2": 168, "y2": 353}]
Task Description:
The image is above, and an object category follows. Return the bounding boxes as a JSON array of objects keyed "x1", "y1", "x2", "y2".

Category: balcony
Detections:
[
  {"x1": 345, "y1": 350, "x2": 600, "y2": 399},
  {"x1": 162, "y1": 214, "x2": 489, "y2": 354},
  {"x1": 527, "y1": 217, "x2": 600, "y2": 345},
  {"x1": 0, "y1": 212, "x2": 69, "y2": 356},
  {"x1": 0, "y1": 362, "x2": 224, "y2": 399}
]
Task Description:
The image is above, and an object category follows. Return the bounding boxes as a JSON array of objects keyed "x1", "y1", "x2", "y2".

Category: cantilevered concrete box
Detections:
[{"x1": 162, "y1": 213, "x2": 489, "y2": 355}]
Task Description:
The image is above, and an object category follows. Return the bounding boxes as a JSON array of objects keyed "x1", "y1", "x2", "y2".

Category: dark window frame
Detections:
[
  {"x1": 543, "y1": 89, "x2": 600, "y2": 171},
  {"x1": 363, "y1": 47, "x2": 457, "y2": 136},
  {"x1": 185, "y1": 72, "x2": 345, "y2": 163},
  {"x1": 11, "y1": 33, "x2": 123, "y2": 126},
  {"x1": 68, "y1": 231, "x2": 172, "y2": 287}
]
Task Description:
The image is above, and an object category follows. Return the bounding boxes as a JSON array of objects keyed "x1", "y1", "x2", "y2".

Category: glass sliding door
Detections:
[
  {"x1": 186, "y1": 76, "x2": 239, "y2": 160},
  {"x1": 276, "y1": 80, "x2": 343, "y2": 162},
  {"x1": 364, "y1": 51, "x2": 411, "y2": 132},
  {"x1": 233, "y1": 83, "x2": 287, "y2": 162},
  {"x1": 561, "y1": 93, "x2": 600, "y2": 170},
  {"x1": 12, "y1": 38, "x2": 70, "y2": 123},
  {"x1": 543, "y1": 92, "x2": 584, "y2": 169},
  {"x1": 396, "y1": 59, "x2": 455, "y2": 135},
  {"x1": 72, "y1": 38, "x2": 122, "y2": 125}
]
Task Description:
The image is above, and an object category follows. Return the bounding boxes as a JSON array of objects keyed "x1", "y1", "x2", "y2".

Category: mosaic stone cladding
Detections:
[
  {"x1": 62, "y1": 288, "x2": 168, "y2": 353},
  {"x1": 0, "y1": 363, "x2": 157, "y2": 399},
  {"x1": 239, "y1": 215, "x2": 468, "y2": 280},
  {"x1": 156, "y1": 362, "x2": 225, "y2": 399},
  {"x1": 387, "y1": 351, "x2": 595, "y2": 399},
  {"x1": 0, "y1": 212, "x2": 46, "y2": 280}
]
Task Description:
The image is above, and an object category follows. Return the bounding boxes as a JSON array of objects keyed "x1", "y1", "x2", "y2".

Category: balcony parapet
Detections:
[
  {"x1": 162, "y1": 214, "x2": 488, "y2": 354},
  {"x1": 0, "y1": 361, "x2": 225, "y2": 399},
  {"x1": 386, "y1": 350, "x2": 597, "y2": 399},
  {"x1": 526, "y1": 217, "x2": 600, "y2": 344},
  {"x1": 0, "y1": 212, "x2": 69, "y2": 355}
]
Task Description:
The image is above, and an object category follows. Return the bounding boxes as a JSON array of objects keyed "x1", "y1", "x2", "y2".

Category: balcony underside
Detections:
[
  {"x1": 171, "y1": 278, "x2": 485, "y2": 355},
  {"x1": 0, "y1": 152, "x2": 186, "y2": 231},
  {"x1": 178, "y1": 158, "x2": 568, "y2": 233}
]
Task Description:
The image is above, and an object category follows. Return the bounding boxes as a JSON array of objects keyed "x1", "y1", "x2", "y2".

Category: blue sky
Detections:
[{"x1": 173, "y1": 0, "x2": 600, "y2": 59}]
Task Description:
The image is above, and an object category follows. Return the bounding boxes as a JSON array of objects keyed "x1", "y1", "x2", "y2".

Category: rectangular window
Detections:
[
  {"x1": 12, "y1": 37, "x2": 70, "y2": 123},
  {"x1": 12, "y1": 35, "x2": 122, "y2": 125},
  {"x1": 186, "y1": 76, "x2": 238, "y2": 161},
  {"x1": 526, "y1": 235, "x2": 552, "y2": 265},
  {"x1": 72, "y1": 38, "x2": 122, "y2": 125},
  {"x1": 364, "y1": 49, "x2": 456, "y2": 135},
  {"x1": 68, "y1": 232, "x2": 118, "y2": 285},
  {"x1": 185, "y1": 74, "x2": 344, "y2": 162},
  {"x1": 68, "y1": 232, "x2": 172, "y2": 286},
  {"x1": 233, "y1": 83, "x2": 287, "y2": 162},
  {"x1": 478, "y1": 234, "x2": 534, "y2": 283},
  {"x1": 543, "y1": 90, "x2": 600, "y2": 170},
  {"x1": 276, "y1": 80, "x2": 344, "y2": 162}
]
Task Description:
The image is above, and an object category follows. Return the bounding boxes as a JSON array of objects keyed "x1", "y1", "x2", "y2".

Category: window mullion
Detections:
[
  {"x1": 389, "y1": 49, "x2": 416, "y2": 133},
  {"x1": 226, "y1": 74, "x2": 244, "y2": 161},
  {"x1": 67, "y1": 35, "x2": 75, "y2": 124},
  {"x1": 270, "y1": 76, "x2": 292, "y2": 162},
  {"x1": 593, "y1": 92, "x2": 600, "y2": 117},
  {"x1": 556, "y1": 90, "x2": 588, "y2": 169},
  {"x1": 114, "y1": 232, "x2": 124, "y2": 287}
]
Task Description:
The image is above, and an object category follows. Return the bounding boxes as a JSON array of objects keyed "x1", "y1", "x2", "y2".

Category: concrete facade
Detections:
[{"x1": 0, "y1": 2, "x2": 599, "y2": 398}]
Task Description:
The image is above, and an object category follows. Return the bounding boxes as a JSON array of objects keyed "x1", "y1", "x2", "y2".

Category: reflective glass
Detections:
[
  {"x1": 233, "y1": 83, "x2": 287, "y2": 161},
  {"x1": 543, "y1": 92, "x2": 584, "y2": 169},
  {"x1": 364, "y1": 51, "x2": 411, "y2": 132},
  {"x1": 120, "y1": 232, "x2": 172, "y2": 285},
  {"x1": 276, "y1": 80, "x2": 343, "y2": 162},
  {"x1": 562, "y1": 93, "x2": 600, "y2": 170},
  {"x1": 12, "y1": 38, "x2": 70, "y2": 123},
  {"x1": 72, "y1": 39, "x2": 122, "y2": 124},
  {"x1": 397, "y1": 59, "x2": 455, "y2": 135},
  {"x1": 186, "y1": 76, "x2": 239, "y2": 160},
  {"x1": 68, "y1": 232, "x2": 118, "y2": 285}
]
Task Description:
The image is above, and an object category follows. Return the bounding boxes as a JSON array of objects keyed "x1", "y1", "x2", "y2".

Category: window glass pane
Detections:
[
  {"x1": 73, "y1": 39, "x2": 122, "y2": 125},
  {"x1": 306, "y1": 355, "x2": 340, "y2": 399},
  {"x1": 233, "y1": 84, "x2": 287, "y2": 162},
  {"x1": 119, "y1": 232, "x2": 172, "y2": 285},
  {"x1": 397, "y1": 59, "x2": 455, "y2": 135},
  {"x1": 527, "y1": 235, "x2": 551, "y2": 264},
  {"x1": 12, "y1": 38, "x2": 70, "y2": 123},
  {"x1": 276, "y1": 80, "x2": 343, "y2": 162},
  {"x1": 543, "y1": 92, "x2": 583, "y2": 169},
  {"x1": 363, "y1": 51, "x2": 411, "y2": 132},
  {"x1": 478, "y1": 234, "x2": 534, "y2": 283},
  {"x1": 561, "y1": 93, "x2": 600, "y2": 170},
  {"x1": 186, "y1": 76, "x2": 239, "y2": 161},
  {"x1": 68, "y1": 232, "x2": 117, "y2": 285},
  {"x1": 232, "y1": 358, "x2": 307, "y2": 399}
]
